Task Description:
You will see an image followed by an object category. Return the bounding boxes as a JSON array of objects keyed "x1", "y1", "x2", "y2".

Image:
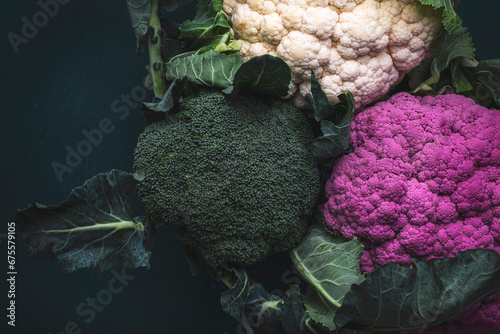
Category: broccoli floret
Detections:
[{"x1": 134, "y1": 89, "x2": 320, "y2": 266}]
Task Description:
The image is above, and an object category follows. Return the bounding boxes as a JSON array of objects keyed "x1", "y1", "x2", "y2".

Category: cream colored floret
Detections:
[{"x1": 223, "y1": 0, "x2": 442, "y2": 109}]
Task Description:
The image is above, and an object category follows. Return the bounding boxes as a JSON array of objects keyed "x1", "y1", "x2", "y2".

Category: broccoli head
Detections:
[{"x1": 134, "y1": 89, "x2": 320, "y2": 266}]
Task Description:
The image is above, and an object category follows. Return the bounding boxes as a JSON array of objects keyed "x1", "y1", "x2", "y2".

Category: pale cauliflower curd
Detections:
[{"x1": 223, "y1": 0, "x2": 443, "y2": 109}]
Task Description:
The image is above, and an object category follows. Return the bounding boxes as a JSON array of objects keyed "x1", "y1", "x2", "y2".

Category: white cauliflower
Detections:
[{"x1": 223, "y1": 0, "x2": 442, "y2": 109}]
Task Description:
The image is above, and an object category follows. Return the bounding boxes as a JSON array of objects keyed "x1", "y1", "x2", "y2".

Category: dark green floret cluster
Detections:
[{"x1": 134, "y1": 89, "x2": 320, "y2": 266}]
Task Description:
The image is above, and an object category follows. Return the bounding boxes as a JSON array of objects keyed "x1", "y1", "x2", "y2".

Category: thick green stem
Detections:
[{"x1": 149, "y1": 0, "x2": 167, "y2": 99}]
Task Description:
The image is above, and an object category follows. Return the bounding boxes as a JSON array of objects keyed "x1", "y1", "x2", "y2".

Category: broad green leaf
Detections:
[
  {"x1": 417, "y1": 0, "x2": 462, "y2": 32},
  {"x1": 429, "y1": 25, "x2": 476, "y2": 77},
  {"x1": 15, "y1": 170, "x2": 154, "y2": 273},
  {"x1": 303, "y1": 285, "x2": 339, "y2": 330},
  {"x1": 224, "y1": 55, "x2": 292, "y2": 96},
  {"x1": 165, "y1": 51, "x2": 244, "y2": 88},
  {"x1": 178, "y1": 0, "x2": 233, "y2": 51},
  {"x1": 290, "y1": 225, "x2": 365, "y2": 330},
  {"x1": 142, "y1": 77, "x2": 188, "y2": 123},
  {"x1": 305, "y1": 72, "x2": 354, "y2": 165},
  {"x1": 334, "y1": 249, "x2": 500, "y2": 331}
]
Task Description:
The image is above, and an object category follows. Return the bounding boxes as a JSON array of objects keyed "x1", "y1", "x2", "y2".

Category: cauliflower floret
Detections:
[
  {"x1": 230, "y1": 4, "x2": 262, "y2": 42},
  {"x1": 334, "y1": 0, "x2": 392, "y2": 59},
  {"x1": 260, "y1": 13, "x2": 288, "y2": 44},
  {"x1": 302, "y1": 7, "x2": 338, "y2": 39},
  {"x1": 247, "y1": 0, "x2": 276, "y2": 14},
  {"x1": 224, "y1": 0, "x2": 443, "y2": 109},
  {"x1": 277, "y1": 31, "x2": 331, "y2": 78},
  {"x1": 329, "y1": 0, "x2": 364, "y2": 12},
  {"x1": 276, "y1": 4, "x2": 306, "y2": 30}
]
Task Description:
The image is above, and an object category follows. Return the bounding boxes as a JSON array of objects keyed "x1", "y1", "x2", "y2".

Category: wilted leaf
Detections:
[
  {"x1": 220, "y1": 268, "x2": 318, "y2": 333},
  {"x1": 126, "y1": 0, "x2": 152, "y2": 55},
  {"x1": 142, "y1": 76, "x2": 187, "y2": 123},
  {"x1": 306, "y1": 72, "x2": 354, "y2": 165},
  {"x1": 15, "y1": 170, "x2": 154, "y2": 273}
]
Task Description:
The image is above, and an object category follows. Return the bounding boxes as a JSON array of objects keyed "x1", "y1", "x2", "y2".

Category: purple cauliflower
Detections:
[{"x1": 321, "y1": 92, "x2": 500, "y2": 333}]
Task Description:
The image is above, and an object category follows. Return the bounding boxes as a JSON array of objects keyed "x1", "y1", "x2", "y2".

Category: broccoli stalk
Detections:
[{"x1": 148, "y1": 0, "x2": 168, "y2": 99}]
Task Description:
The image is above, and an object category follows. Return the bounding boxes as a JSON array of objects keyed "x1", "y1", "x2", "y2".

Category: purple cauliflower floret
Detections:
[{"x1": 321, "y1": 92, "x2": 500, "y2": 333}]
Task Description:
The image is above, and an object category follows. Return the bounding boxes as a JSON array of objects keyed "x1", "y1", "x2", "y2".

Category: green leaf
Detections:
[
  {"x1": 220, "y1": 268, "x2": 317, "y2": 332},
  {"x1": 15, "y1": 170, "x2": 154, "y2": 273},
  {"x1": 473, "y1": 59, "x2": 500, "y2": 107},
  {"x1": 409, "y1": 26, "x2": 476, "y2": 96},
  {"x1": 303, "y1": 286, "x2": 339, "y2": 330},
  {"x1": 142, "y1": 77, "x2": 188, "y2": 123},
  {"x1": 334, "y1": 249, "x2": 500, "y2": 331},
  {"x1": 221, "y1": 269, "x2": 282, "y2": 328},
  {"x1": 126, "y1": 0, "x2": 196, "y2": 55},
  {"x1": 409, "y1": 4, "x2": 475, "y2": 94},
  {"x1": 429, "y1": 25, "x2": 476, "y2": 78},
  {"x1": 305, "y1": 72, "x2": 355, "y2": 165},
  {"x1": 159, "y1": 20, "x2": 191, "y2": 62},
  {"x1": 417, "y1": 0, "x2": 462, "y2": 32},
  {"x1": 178, "y1": 0, "x2": 233, "y2": 51},
  {"x1": 165, "y1": 51, "x2": 244, "y2": 88},
  {"x1": 126, "y1": 0, "x2": 152, "y2": 55},
  {"x1": 279, "y1": 286, "x2": 312, "y2": 334},
  {"x1": 450, "y1": 61, "x2": 472, "y2": 93},
  {"x1": 224, "y1": 55, "x2": 292, "y2": 96},
  {"x1": 290, "y1": 225, "x2": 365, "y2": 330},
  {"x1": 406, "y1": 24, "x2": 500, "y2": 108}
]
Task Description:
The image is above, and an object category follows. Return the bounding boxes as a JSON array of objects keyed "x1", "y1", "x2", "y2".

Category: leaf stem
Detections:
[
  {"x1": 149, "y1": 0, "x2": 168, "y2": 99},
  {"x1": 220, "y1": 267, "x2": 238, "y2": 288}
]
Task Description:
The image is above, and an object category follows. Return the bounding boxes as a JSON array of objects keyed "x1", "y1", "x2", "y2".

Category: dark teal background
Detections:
[{"x1": 1, "y1": 1, "x2": 499, "y2": 334}]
